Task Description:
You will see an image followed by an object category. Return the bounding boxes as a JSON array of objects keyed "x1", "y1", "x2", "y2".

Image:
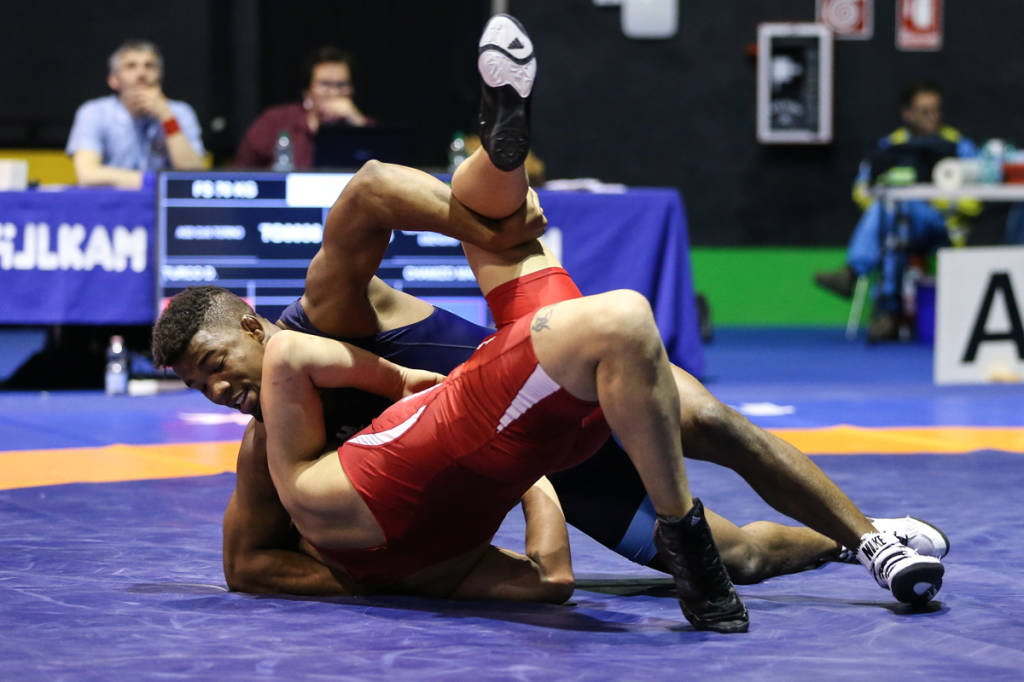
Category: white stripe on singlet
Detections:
[
  {"x1": 496, "y1": 364, "x2": 561, "y2": 433},
  {"x1": 348, "y1": 406, "x2": 428, "y2": 446}
]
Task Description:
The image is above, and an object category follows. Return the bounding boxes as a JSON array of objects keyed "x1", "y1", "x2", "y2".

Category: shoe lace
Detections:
[{"x1": 872, "y1": 542, "x2": 914, "y2": 585}]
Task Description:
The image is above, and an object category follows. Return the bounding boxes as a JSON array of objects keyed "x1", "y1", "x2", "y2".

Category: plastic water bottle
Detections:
[
  {"x1": 105, "y1": 335, "x2": 129, "y2": 396},
  {"x1": 447, "y1": 131, "x2": 467, "y2": 174},
  {"x1": 273, "y1": 130, "x2": 294, "y2": 171},
  {"x1": 980, "y1": 139, "x2": 1008, "y2": 183}
]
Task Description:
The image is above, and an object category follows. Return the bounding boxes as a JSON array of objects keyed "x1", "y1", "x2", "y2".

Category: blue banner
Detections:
[
  {"x1": 0, "y1": 184, "x2": 703, "y2": 376},
  {"x1": 0, "y1": 189, "x2": 155, "y2": 324}
]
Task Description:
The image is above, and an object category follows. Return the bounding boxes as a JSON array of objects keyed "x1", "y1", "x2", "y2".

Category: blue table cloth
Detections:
[{"x1": 0, "y1": 185, "x2": 702, "y2": 375}]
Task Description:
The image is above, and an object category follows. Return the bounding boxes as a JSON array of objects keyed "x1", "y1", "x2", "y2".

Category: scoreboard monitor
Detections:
[{"x1": 156, "y1": 171, "x2": 489, "y2": 327}]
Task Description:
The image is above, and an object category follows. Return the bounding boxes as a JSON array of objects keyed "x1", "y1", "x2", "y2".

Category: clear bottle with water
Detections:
[
  {"x1": 447, "y1": 131, "x2": 467, "y2": 174},
  {"x1": 273, "y1": 130, "x2": 295, "y2": 171},
  {"x1": 980, "y1": 139, "x2": 1012, "y2": 184},
  {"x1": 105, "y1": 335, "x2": 128, "y2": 396}
]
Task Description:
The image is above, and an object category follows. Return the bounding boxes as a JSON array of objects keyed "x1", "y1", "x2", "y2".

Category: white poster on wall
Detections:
[
  {"x1": 897, "y1": 0, "x2": 943, "y2": 51},
  {"x1": 756, "y1": 23, "x2": 833, "y2": 144},
  {"x1": 817, "y1": 0, "x2": 874, "y2": 40},
  {"x1": 935, "y1": 246, "x2": 1024, "y2": 384}
]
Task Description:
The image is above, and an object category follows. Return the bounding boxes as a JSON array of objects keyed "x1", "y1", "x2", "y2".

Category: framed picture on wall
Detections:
[{"x1": 756, "y1": 23, "x2": 834, "y2": 144}]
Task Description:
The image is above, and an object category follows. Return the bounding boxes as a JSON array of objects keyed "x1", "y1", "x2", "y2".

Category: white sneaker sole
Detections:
[{"x1": 478, "y1": 15, "x2": 536, "y2": 98}]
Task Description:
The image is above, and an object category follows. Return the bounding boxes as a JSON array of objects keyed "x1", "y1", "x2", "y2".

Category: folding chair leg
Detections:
[{"x1": 846, "y1": 276, "x2": 870, "y2": 340}]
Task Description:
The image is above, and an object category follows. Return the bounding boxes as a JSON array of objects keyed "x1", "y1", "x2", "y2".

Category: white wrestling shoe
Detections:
[
  {"x1": 835, "y1": 515, "x2": 949, "y2": 562},
  {"x1": 477, "y1": 14, "x2": 536, "y2": 171},
  {"x1": 856, "y1": 531, "x2": 944, "y2": 605},
  {"x1": 870, "y1": 516, "x2": 949, "y2": 559}
]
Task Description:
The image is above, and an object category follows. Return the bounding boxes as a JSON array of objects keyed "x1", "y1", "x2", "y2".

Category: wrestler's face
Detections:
[{"x1": 171, "y1": 317, "x2": 267, "y2": 416}]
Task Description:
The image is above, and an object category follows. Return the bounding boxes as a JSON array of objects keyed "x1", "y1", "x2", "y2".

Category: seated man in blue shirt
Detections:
[
  {"x1": 815, "y1": 81, "x2": 981, "y2": 342},
  {"x1": 66, "y1": 39, "x2": 206, "y2": 189}
]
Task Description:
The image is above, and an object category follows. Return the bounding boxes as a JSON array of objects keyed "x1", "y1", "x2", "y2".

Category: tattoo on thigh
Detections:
[{"x1": 531, "y1": 306, "x2": 554, "y2": 332}]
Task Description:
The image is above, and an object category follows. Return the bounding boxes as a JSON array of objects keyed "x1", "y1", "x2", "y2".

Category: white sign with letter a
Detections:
[{"x1": 935, "y1": 246, "x2": 1024, "y2": 384}]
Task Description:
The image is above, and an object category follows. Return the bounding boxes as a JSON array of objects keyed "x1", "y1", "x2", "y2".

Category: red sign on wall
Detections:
[
  {"x1": 816, "y1": 0, "x2": 873, "y2": 40},
  {"x1": 897, "y1": 0, "x2": 943, "y2": 51}
]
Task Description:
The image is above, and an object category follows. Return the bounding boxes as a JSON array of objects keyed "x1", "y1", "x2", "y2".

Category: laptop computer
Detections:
[{"x1": 313, "y1": 123, "x2": 415, "y2": 169}]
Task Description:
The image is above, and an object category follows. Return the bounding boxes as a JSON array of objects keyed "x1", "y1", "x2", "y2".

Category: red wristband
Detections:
[{"x1": 162, "y1": 118, "x2": 181, "y2": 136}]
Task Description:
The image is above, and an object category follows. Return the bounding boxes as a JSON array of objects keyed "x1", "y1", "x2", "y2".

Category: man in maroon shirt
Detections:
[{"x1": 235, "y1": 46, "x2": 371, "y2": 169}]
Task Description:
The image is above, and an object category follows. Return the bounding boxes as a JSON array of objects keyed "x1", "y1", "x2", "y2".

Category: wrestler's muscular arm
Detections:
[
  {"x1": 222, "y1": 349, "x2": 439, "y2": 595},
  {"x1": 222, "y1": 419, "x2": 359, "y2": 595},
  {"x1": 261, "y1": 331, "x2": 443, "y2": 548},
  {"x1": 301, "y1": 160, "x2": 546, "y2": 336},
  {"x1": 450, "y1": 477, "x2": 575, "y2": 604}
]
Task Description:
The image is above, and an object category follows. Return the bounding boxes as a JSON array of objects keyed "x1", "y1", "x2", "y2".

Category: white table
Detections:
[
  {"x1": 846, "y1": 184, "x2": 1024, "y2": 339},
  {"x1": 875, "y1": 183, "x2": 1024, "y2": 207}
]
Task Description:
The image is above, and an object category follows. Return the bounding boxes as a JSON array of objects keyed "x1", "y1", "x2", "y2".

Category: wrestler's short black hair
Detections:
[
  {"x1": 303, "y1": 46, "x2": 354, "y2": 87},
  {"x1": 900, "y1": 81, "x2": 943, "y2": 109},
  {"x1": 151, "y1": 286, "x2": 253, "y2": 368}
]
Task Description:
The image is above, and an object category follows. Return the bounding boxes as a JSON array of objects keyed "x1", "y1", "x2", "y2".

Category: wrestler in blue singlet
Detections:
[{"x1": 277, "y1": 299, "x2": 659, "y2": 565}]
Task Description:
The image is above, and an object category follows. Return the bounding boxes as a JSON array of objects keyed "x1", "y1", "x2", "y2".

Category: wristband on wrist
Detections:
[{"x1": 162, "y1": 118, "x2": 181, "y2": 136}]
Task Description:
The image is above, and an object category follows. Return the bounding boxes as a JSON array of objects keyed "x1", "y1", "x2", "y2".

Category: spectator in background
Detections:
[
  {"x1": 66, "y1": 40, "x2": 206, "y2": 189},
  {"x1": 235, "y1": 47, "x2": 371, "y2": 170},
  {"x1": 814, "y1": 81, "x2": 980, "y2": 343}
]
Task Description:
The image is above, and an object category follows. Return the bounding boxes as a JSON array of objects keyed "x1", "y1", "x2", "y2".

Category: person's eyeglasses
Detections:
[{"x1": 313, "y1": 80, "x2": 352, "y2": 93}]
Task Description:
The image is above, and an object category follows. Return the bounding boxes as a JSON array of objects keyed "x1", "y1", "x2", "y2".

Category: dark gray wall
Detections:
[
  {"x1": 513, "y1": 1, "x2": 1024, "y2": 245},
  {"x1": 2, "y1": 1, "x2": 1021, "y2": 245},
  {"x1": 0, "y1": 1, "x2": 214, "y2": 147}
]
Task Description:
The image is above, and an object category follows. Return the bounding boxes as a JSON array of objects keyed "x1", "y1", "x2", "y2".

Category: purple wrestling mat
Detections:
[
  {"x1": 2, "y1": 454, "x2": 1023, "y2": 680},
  {"x1": 1, "y1": 328, "x2": 1023, "y2": 679}
]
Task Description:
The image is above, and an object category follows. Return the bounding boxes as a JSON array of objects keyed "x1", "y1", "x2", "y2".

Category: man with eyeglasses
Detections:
[{"x1": 235, "y1": 46, "x2": 371, "y2": 170}]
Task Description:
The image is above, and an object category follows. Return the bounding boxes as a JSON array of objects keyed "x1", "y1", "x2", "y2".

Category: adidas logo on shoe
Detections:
[
  {"x1": 476, "y1": 13, "x2": 536, "y2": 171},
  {"x1": 478, "y1": 14, "x2": 536, "y2": 99},
  {"x1": 480, "y1": 13, "x2": 534, "y2": 63}
]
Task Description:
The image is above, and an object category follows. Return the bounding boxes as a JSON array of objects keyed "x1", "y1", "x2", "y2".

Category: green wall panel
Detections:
[{"x1": 690, "y1": 248, "x2": 859, "y2": 326}]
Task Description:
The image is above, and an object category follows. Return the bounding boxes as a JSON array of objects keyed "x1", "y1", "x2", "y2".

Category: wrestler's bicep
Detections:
[{"x1": 450, "y1": 546, "x2": 573, "y2": 604}]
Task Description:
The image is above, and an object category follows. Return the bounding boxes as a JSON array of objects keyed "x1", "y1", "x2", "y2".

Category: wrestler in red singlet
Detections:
[{"x1": 315, "y1": 268, "x2": 611, "y2": 586}]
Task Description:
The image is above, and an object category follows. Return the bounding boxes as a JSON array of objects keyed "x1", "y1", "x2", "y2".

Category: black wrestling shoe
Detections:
[
  {"x1": 866, "y1": 310, "x2": 902, "y2": 344},
  {"x1": 653, "y1": 498, "x2": 749, "y2": 633},
  {"x1": 477, "y1": 13, "x2": 536, "y2": 171},
  {"x1": 813, "y1": 265, "x2": 857, "y2": 299}
]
